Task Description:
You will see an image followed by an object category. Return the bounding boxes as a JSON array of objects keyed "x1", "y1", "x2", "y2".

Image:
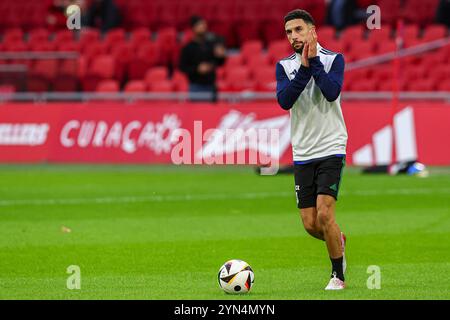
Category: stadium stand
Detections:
[{"x1": 0, "y1": 0, "x2": 448, "y2": 94}]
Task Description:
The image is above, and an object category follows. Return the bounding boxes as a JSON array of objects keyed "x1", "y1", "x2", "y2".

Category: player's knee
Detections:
[
  {"x1": 317, "y1": 204, "x2": 334, "y2": 227},
  {"x1": 303, "y1": 222, "x2": 317, "y2": 236}
]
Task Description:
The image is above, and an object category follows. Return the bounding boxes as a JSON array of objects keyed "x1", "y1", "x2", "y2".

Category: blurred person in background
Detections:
[
  {"x1": 436, "y1": 0, "x2": 450, "y2": 27},
  {"x1": 179, "y1": 15, "x2": 226, "y2": 103},
  {"x1": 46, "y1": 0, "x2": 71, "y2": 31},
  {"x1": 83, "y1": 0, "x2": 121, "y2": 33},
  {"x1": 326, "y1": 0, "x2": 359, "y2": 30}
]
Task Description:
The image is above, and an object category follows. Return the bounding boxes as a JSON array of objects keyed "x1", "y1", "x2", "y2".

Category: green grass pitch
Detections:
[{"x1": 0, "y1": 164, "x2": 449, "y2": 300}]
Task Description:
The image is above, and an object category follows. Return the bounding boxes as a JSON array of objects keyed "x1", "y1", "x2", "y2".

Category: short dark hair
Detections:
[
  {"x1": 284, "y1": 9, "x2": 315, "y2": 25},
  {"x1": 190, "y1": 15, "x2": 204, "y2": 27}
]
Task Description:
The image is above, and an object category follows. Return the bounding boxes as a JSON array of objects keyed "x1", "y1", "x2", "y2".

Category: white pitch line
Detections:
[
  {"x1": 0, "y1": 188, "x2": 448, "y2": 207},
  {"x1": 0, "y1": 192, "x2": 292, "y2": 207}
]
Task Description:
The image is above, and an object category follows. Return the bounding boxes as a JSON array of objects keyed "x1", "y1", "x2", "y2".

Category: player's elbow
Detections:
[
  {"x1": 325, "y1": 94, "x2": 339, "y2": 102},
  {"x1": 277, "y1": 93, "x2": 293, "y2": 110},
  {"x1": 277, "y1": 99, "x2": 293, "y2": 110},
  {"x1": 324, "y1": 89, "x2": 341, "y2": 102}
]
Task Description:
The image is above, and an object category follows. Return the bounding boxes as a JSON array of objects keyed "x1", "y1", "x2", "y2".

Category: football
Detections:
[{"x1": 218, "y1": 259, "x2": 254, "y2": 294}]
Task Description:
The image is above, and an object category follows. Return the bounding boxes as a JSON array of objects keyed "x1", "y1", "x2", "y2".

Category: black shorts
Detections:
[{"x1": 294, "y1": 156, "x2": 346, "y2": 209}]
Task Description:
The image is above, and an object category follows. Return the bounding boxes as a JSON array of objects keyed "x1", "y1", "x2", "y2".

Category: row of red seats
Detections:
[
  {"x1": 0, "y1": 28, "x2": 182, "y2": 81},
  {"x1": 20, "y1": 66, "x2": 190, "y2": 93},
  {"x1": 0, "y1": 0, "x2": 326, "y2": 46},
  {"x1": 376, "y1": 0, "x2": 440, "y2": 26},
  {"x1": 345, "y1": 63, "x2": 450, "y2": 91},
  {"x1": 0, "y1": 0, "x2": 441, "y2": 44},
  {"x1": 0, "y1": 27, "x2": 179, "y2": 51},
  {"x1": 116, "y1": 0, "x2": 326, "y2": 46},
  {"x1": 91, "y1": 65, "x2": 450, "y2": 93},
  {"x1": 1, "y1": 24, "x2": 447, "y2": 81},
  {"x1": 0, "y1": 27, "x2": 448, "y2": 93},
  {"x1": 1, "y1": 23, "x2": 446, "y2": 56},
  {"x1": 317, "y1": 24, "x2": 448, "y2": 53},
  {"x1": 6, "y1": 53, "x2": 448, "y2": 93}
]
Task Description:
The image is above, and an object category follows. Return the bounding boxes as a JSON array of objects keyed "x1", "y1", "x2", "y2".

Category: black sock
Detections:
[{"x1": 330, "y1": 256, "x2": 345, "y2": 281}]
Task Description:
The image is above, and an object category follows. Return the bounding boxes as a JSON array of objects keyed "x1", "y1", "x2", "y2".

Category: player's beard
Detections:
[{"x1": 292, "y1": 42, "x2": 304, "y2": 54}]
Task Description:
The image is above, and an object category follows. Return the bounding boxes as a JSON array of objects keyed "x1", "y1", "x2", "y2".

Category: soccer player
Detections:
[{"x1": 276, "y1": 9, "x2": 348, "y2": 290}]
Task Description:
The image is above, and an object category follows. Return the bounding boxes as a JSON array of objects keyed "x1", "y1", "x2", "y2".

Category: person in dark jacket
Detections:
[
  {"x1": 83, "y1": 0, "x2": 121, "y2": 33},
  {"x1": 179, "y1": 16, "x2": 226, "y2": 102}
]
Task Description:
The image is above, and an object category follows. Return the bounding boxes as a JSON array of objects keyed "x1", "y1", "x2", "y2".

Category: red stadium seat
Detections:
[
  {"x1": 216, "y1": 79, "x2": 228, "y2": 92},
  {"x1": 29, "y1": 42, "x2": 56, "y2": 52},
  {"x1": 267, "y1": 40, "x2": 292, "y2": 65},
  {"x1": 422, "y1": 24, "x2": 448, "y2": 42},
  {"x1": 428, "y1": 65, "x2": 450, "y2": 83},
  {"x1": 208, "y1": 2, "x2": 237, "y2": 47},
  {"x1": 216, "y1": 66, "x2": 226, "y2": 81},
  {"x1": 79, "y1": 28, "x2": 101, "y2": 48},
  {"x1": 52, "y1": 57, "x2": 86, "y2": 92},
  {"x1": 3, "y1": 41, "x2": 28, "y2": 51},
  {"x1": 90, "y1": 55, "x2": 115, "y2": 78},
  {"x1": 344, "y1": 69, "x2": 369, "y2": 87},
  {"x1": 28, "y1": 28, "x2": 50, "y2": 44},
  {"x1": 172, "y1": 71, "x2": 189, "y2": 92},
  {"x1": 2, "y1": 28, "x2": 24, "y2": 43},
  {"x1": 340, "y1": 25, "x2": 365, "y2": 52},
  {"x1": 82, "y1": 55, "x2": 115, "y2": 91},
  {"x1": 0, "y1": 85, "x2": 16, "y2": 98},
  {"x1": 323, "y1": 40, "x2": 344, "y2": 54},
  {"x1": 110, "y1": 43, "x2": 134, "y2": 81},
  {"x1": 350, "y1": 79, "x2": 378, "y2": 91},
  {"x1": 124, "y1": 3, "x2": 153, "y2": 29},
  {"x1": 148, "y1": 80, "x2": 174, "y2": 92},
  {"x1": 437, "y1": 79, "x2": 450, "y2": 91},
  {"x1": 155, "y1": 27, "x2": 178, "y2": 65},
  {"x1": 96, "y1": 80, "x2": 120, "y2": 92},
  {"x1": 157, "y1": 2, "x2": 178, "y2": 29},
  {"x1": 104, "y1": 28, "x2": 126, "y2": 49},
  {"x1": 399, "y1": 55, "x2": 420, "y2": 69},
  {"x1": 26, "y1": 8, "x2": 46, "y2": 30},
  {"x1": 317, "y1": 26, "x2": 336, "y2": 46},
  {"x1": 224, "y1": 54, "x2": 244, "y2": 70},
  {"x1": 405, "y1": 78, "x2": 436, "y2": 91},
  {"x1": 27, "y1": 60, "x2": 59, "y2": 92},
  {"x1": 378, "y1": 0, "x2": 401, "y2": 26},
  {"x1": 308, "y1": 0, "x2": 327, "y2": 26},
  {"x1": 350, "y1": 41, "x2": 376, "y2": 60},
  {"x1": 404, "y1": 0, "x2": 440, "y2": 26},
  {"x1": 129, "y1": 28, "x2": 151, "y2": 47},
  {"x1": 234, "y1": 3, "x2": 261, "y2": 45},
  {"x1": 371, "y1": 64, "x2": 392, "y2": 82},
  {"x1": 377, "y1": 78, "x2": 406, "y2": 91},
  {"x1": 261, "y1": 23, "x2": 285, "y2": 46},
  {"x1": 246, "y1": 53, "x2": 270, "y2": 70},
  {"x1": 226, "y1": 66, "x2": 253, "y2": 91},
  {"x1": 367, "y1": 26, "x2": 392, "y2": 44},
  {"x1": 241, "y1": 40, "x2": 263, "y2": 64},
  {"x1": 56, "y1": 41, "x2": 82, "y2": 52},
  {"x1": 124, "y1": 80, "x2": 147, "y2": 92},
  {"x1": 260, "y1": 2, "x2": 288, "y2": 44},
  {"x1": 403, "y1": 65, "x2": 425, "y2": 83},
  {"x1": 53, "y1": 30, "x2": 75, "y2": 43},
  {"x1": 252, "y1": 66, "x2": 276, "y2": 92},
  {"x1": 82, "y1": 42, "x2": 108, "y2": 61},
  {"x1": 375, "y1": 40, "x2": 397, "y2": 54},
  {"x1": 128, "y1": 42, "x2": 160, "y2": 80},
  {"x1": 145, "y1": 67, "x2": 169, "y2": 83},
  {"x1": 400, "y1": 24, "x2": 420, "y2": 43}
]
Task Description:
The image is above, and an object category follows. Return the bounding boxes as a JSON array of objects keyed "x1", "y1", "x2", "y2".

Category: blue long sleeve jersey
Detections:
[{"x1": 276, "y1": 54, "x2": 345, "y2": 110}]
